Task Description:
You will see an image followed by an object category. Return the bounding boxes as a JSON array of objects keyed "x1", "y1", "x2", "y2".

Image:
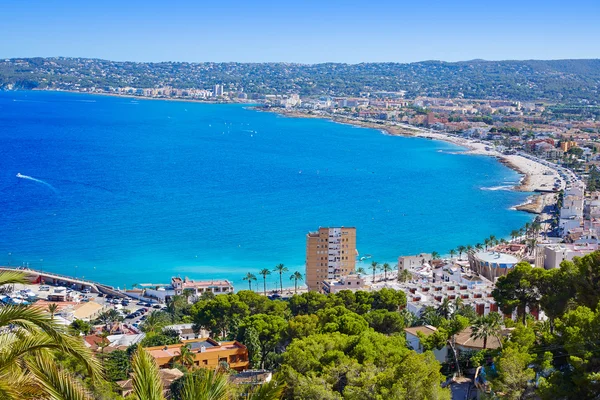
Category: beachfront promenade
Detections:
[{"x1": 0, "y1": 266, "x2": 128, "y2": 298}]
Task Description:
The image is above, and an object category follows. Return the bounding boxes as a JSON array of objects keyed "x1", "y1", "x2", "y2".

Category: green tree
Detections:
[
  {"x1": 238, "y1": 314, "x2": 287, "y2": 369},
  {"x1": 371, "y1": 287, "x2": 406, "y2": 311},
  {"x1": 457, "y1": 245, "x2": 467, "y2": 259},
  {"x1": 492, "y1": 262, "x2": 544, "y2": 324},
  {"x1": 382, "y1": 263, "x2": 393, "y2": 281},
  {"x1": 70, "y1": 319, "x2": 92, "y2": 335},
  {"x1": 289, "y1": 271, "x2": 303, "y2": 294},
  {"x1": 287, "y1": 314, "x2": 320, "y2": 340},
  {"x1": 279, "y1": 331, "x2": 450, "y2": 399},
  {"x1": 572, "y1": 251, "x2": 600, "y2": 309},
  {"x1": 436, "y1": 297, "x2": 453, "y2": 319},
  {"x1": 470, "y1": 312, "x2": 502, "y2": 350},
  {"x1": 364, "y1": 309, "x2": 406, "y2": 334},
  {"x1": 243, "y1": 272, "x2": 257, "y2": 291},
  {"x1": 371, "y1": 261, "x2": 379, "y2": 283},
  {"x1": 47, "y1": 303, "x2": 59, "y2": 320},
  {"x1": 273, "y1": 264, "x2": 288, "y2": 294},
  {"x1": 490, "y1": 346, "x2": 535, "y2": 400},
  {"x1": 398, "y1": 268, "x2": 412, "y2": 282},
  {"x1": 174, "y1": 344, "x2": 195, "y2": 370},
  {"x1": 449, "y1": 249, "x2": 456, "y2": 259},
  {"x1": 191, "y1": 294, "x2": 250, "y2": 338},
  {"x1": 259, "y1": 268, "x2": 271, "y2": 296},
  {"x1": 104, "y1": 349, "x2": 131, "y2": 381}
]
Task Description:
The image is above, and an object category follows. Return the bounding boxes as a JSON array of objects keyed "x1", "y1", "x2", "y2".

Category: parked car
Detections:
[
  {"x1": 136, "y1": 301, "x2": 145, "y2": 306},
  {"x1": 152, "y1": 304, "x2": 161, "y2": 309},
  {"x1": 144, "y1": 303, "x2": 152, "y2": 307},
  {"x1": 82, "y1": 288, "x2": 91, "y2": 294}
]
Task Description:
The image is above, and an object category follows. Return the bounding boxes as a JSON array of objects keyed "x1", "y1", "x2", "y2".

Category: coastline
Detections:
[
  {"x1": 267, "y1": 108, "x2": 563, "y2": 215},
  {"x1": 31, "y1": 88, "x2": 256, "y2": 105}
]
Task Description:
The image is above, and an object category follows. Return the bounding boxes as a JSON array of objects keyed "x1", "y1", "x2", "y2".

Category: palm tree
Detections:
[
  {"x1": 436, "y1": 297, "x2": 453, "y2": 319},
  {"x1": 510, "y1": 229, "x2": 519, "y2": 242},
  {"x1": 483, "y1": 238, "x2": 490, "y2": 250},
  {"x1": 131, "y1": 345, "x2": 165, "y2": 400},
  {"x1": 356, "y1": 267, "x2": 366, "y2": 275},
  {"x1": 431, "y1": 251, "x2": 440, "y2": 260},
  {"x1": 182, "y1": 288, "x2": 195, "y2": 303},
  {"x1": 470, "y1": 313, "x2": 502, "y2": 350},
  {"x1": 527, "y1": 238, "x2": 538, "y2": 256},
  {"x1": 399, "y1": 309, "x2": 417, "y2": 327},
  {"x1": 243, "y1": 272, "x2": 257, "y2": 291},
  {"x1": 466, "y1": 245, "x2": 473, "y2": 254},
  {"x1": 449, "y1": 249, "x2": 456, "y2": 259},
  {"x1": 259, "y1": 268, "x2": 271, "y2": 296},
  {"x1": 273, "y1": 264, "x2": 288, "y2": 294},
  {"x1": 0, "y1": 271, "x2": 103, "y2": 399},
  {"x1": 47, "y1": 303, "x2": 58, "y2": 320},
  {"x1": 174, "y1": 344, "x2": 195, "y2": 370},
  {"x1": 289, "y1": 271, "x2": 303, "y2": 294},
  {"x1": 457, "y1": 245, "x2": 466, "y2": 259},
  {"x1": 371, "y1": 261, "x2": 379, "y2": 283},
  {"x1": 475, "y1": 243, "x2": 483, "y2": 251},
  {"x1": 180, "y1": 369, "x2": 229, "y2": 400},
  {"x1": 398, "y1": 268, "x2": 412, "y2": 283},
  {"x1": 382, "y1": 263, "x2": 393, "y2": 281}
]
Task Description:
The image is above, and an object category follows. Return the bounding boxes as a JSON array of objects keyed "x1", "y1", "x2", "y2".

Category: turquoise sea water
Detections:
[{"x1": 0, "y1": 91, "x2": 532, "y2": 291}]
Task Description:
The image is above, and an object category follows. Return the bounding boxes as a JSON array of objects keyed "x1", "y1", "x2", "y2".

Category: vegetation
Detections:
[{"x1": 2, "y1": 58, "x2": 600, "y2": 102}]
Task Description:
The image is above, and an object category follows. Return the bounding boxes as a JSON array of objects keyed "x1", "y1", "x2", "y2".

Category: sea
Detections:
[{"x1": 0, "y1": 91, "x2": 532, "y2": 291}]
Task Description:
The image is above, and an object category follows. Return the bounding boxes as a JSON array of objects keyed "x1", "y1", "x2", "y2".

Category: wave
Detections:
[
  {"x1": 481, "y1": 185, "x2": 515, "y2": 191},
  {"x1": 16, "y1": 173, "x2": 58, "y2": 193}
]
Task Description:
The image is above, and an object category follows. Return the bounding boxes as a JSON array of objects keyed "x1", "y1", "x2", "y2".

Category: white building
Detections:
[
  {"x1": 404, "y1": 326, "x2": 448, "y2": 363},
  {"x1": 398, "y1": 253, "x2": 432, "y2": 270},
  {"x1": 535, "y1": 243, "x2": 598, "y2": 269},
  {"x1": 213, "y1": 84, "x2": 224, "y2": 97}
]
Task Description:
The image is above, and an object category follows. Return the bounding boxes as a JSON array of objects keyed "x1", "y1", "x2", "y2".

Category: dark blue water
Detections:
[{"x1": 0, "y1": 91, "x2": 531, "y2": 290}]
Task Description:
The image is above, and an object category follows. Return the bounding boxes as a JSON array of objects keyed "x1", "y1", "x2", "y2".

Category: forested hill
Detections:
[{"x1": 1, "y1": 57, "x2": 599, "y2": 102}]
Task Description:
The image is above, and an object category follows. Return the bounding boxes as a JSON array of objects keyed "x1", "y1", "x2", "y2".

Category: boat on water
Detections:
[{"x1": 359, "y1": 254, "x2": 372, "y2": 262}]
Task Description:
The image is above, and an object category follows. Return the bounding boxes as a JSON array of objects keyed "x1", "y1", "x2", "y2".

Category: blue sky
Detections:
[{"x1": 1, "y1": 0, "x2": 598, "y2": 63}]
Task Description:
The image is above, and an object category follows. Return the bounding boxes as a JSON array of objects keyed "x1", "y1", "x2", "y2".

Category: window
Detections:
[{"x1": 202, "y1": 360, "x2": 208, "y2": 365}]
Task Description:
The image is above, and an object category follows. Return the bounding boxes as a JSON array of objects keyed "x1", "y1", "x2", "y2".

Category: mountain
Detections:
[{"x1": 1, "y1": 57, "x2": 599, "y2": 102}]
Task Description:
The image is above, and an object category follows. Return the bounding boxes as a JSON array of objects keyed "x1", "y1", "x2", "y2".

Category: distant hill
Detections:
[{"x1": 1, "y1": 57, "x2": 599, "y2": 102}]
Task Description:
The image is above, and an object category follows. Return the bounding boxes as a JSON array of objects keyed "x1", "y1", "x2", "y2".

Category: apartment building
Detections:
[
  {"x1": 306, "y1": 227, "x2": 356, "y2": 292},
  {"x1": 145, "y1": 338, "x2": 249, "y2": 371}
]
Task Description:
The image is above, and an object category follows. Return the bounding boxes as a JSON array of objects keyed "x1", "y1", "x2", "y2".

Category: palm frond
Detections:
[
  {"x1": 0, "y1": 330, "x2": 102, "y2": 380},
  {"x1": 248, "y1": 380, "x2": 285, "y2": 400},
  {"x1": 131, "y1": 345, "x2": 165, "y2": 400},
  {"x1": 0, "y1": 270, "x2": 28, "y2": 286},
  {"x1": 26, "y1": 351, "x2": 93, "y2": 400},
  {"x1": 180, "y1": 369, "x2": 229, "y2": 400}
]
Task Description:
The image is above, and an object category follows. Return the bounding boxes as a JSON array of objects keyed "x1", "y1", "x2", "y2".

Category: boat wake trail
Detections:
[
  {"x1": 16, "y1": 173, "x2": 59, "y2": 193},
  {"x1": 481, "y1": 185, "x2": 514, "y2": 191}
]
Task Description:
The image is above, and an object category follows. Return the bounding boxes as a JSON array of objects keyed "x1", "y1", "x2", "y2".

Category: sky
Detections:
[{"x1": 1, "y1": 0, "x2": 599, "y2": 64}]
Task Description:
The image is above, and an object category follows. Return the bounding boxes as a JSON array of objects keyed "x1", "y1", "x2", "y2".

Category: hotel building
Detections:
[{"x1": 306, "y1": 227, "x2": 356, "y2": 292}]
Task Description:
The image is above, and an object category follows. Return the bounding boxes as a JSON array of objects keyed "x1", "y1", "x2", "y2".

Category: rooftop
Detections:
[
  {"x1": 473, "y1": 251, "x2": 519, "y2": 264},
  {"x1": 145, "y1": 338, "x2": 245, "y2": 359}
]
